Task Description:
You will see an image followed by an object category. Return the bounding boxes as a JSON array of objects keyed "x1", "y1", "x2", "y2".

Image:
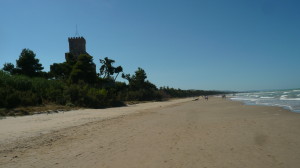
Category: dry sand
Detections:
[{"x1": 1, "y1": 97, "x2": 300, "y2": 168}]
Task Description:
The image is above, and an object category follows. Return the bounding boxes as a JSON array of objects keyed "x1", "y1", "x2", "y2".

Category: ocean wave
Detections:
[
  {"x1": 279, "y1": 105, "x2": 294, "y2": 111},
  {"x1": 280, "y1": 98, "x2": 300, "y2": 101},
  {"x1": 253, "y1": 102, "x2": 294, "y2": 111},
  {"x1": 249, "y1": 95, "x2": 260, "y2": 98},
  {"x1": 230, "y1": 98, "x2": 257, "y2": 102},
  {"x1": 280, "y1": 95, "x2": 288, "y2": 99},
  {"x1": 258, "y1": 92, "x2": 276, "y2": 94},
  {"x1": 232, "y1": 90, "x2": 300, "y2": 113}
]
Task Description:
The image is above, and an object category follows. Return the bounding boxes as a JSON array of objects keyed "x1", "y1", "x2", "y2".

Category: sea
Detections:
[{"x1": 229, "y1": 89, "x2": 300, "y2": 113}]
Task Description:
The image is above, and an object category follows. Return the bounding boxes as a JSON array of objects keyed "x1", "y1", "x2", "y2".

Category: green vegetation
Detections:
[
  {"x1": 3, "y1": 49, "x2": 45, "y2": 77},
  {"x1": 100, "y1": 57, "x2": 123, "y2": 81},
  {"x1": 1, "y1": 48, "x2": 227, "y2": 116},
  {"x1": 69, "y1": 54, "x2": 97, "y2": 84},
  {"x1": 122, "y1": 67, "x2": 161, "y2": 101}
]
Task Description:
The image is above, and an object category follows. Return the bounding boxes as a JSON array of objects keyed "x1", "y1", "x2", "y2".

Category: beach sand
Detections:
[{"x1": 1, "y1": 97, "x2": 300, "y2": 168}]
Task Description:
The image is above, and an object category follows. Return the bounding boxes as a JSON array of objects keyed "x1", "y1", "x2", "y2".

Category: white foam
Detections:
[
  {"x1": 286, "y1": 106, "x2": 294, "y2": 111},
  {"x1": 230, "y1": 98, "x2": 257, "y2": 102},
  {"x1": 250, "y1": 95, "x2": 260, "y2": 98},
  {"x1": 231, "y1": 91, "x2": 300, "y2": 113},
  {"x1": 280, "y1": 98, "x2": 300, "y2": 101},
  {"x1": 280, "y1": 95, "x2": 288, "y2": 98},
  {"x1": 259, "y1": 102, "x2": 273, "y2": 106}
]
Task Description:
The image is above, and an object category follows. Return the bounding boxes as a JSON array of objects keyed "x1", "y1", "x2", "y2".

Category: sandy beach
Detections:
[{"x1": 1, "y1": 97, "x2": 300, "y2": 168}]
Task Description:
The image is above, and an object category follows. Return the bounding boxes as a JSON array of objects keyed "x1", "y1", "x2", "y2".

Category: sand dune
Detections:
[{"x1": 1, "y1": 97, "x2": 300, "y2": 168}]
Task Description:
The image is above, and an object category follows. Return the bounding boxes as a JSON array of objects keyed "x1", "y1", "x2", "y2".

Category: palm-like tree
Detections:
[
  {"x1": 100, "y1": 57, "x2": 115, "y2": 78},
  {"x1": 100, "y1": 57, "x2": 123, "y2": 81},
  {"x1": 114, "y1": 66, "x2": 123, "y2": 81}
]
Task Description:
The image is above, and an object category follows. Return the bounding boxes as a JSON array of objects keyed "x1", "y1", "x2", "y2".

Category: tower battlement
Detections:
[
  {"x1": 66, "y1": 36, "x2": 88, "y2": 60},
  {"x1": 68, "y1": 37, "x2": 86, "y2": 41}
]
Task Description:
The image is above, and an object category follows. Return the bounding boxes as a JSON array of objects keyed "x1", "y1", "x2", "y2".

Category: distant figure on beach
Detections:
[
  {"x1": 222, "y1": 94, "x2": 226, "y2": 99},
  {"x1": 205, "y1": 95, "x2": 208, "y2": 101}
]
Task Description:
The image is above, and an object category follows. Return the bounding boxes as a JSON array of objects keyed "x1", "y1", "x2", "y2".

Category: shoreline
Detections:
[
  {"x1": 228, "y1": 97, "x2": 300, "y2": 113},
  {"x1": 228, "y1": 89, "x2": 300, "y2": 113}
]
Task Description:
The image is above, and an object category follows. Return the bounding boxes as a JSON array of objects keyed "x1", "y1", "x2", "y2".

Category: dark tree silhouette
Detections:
[
  {"x1": 99, "y1": 57, "x2": 123, "y2": 81},
  {"x1": 100, "y1": 57, "x2": 114, "y2": 78},
  {"x1": 2, "y1": 63, "x2": 15, "y2": 74},
  {"x1": 122, "y1": 67, "x2": 156, "y2": 90},
  {"x1": 69, "y1": 54, "x2": 97, "y2": 83},
  {"x1": 50, "y1": 62, "x2": 72, "y2": 80},
  {"x1": 114, "y1": 66, "x2": 123, "y2": 81},
  {"x1": 16, "y1": 49, "x2": 44, "y2": 77}
]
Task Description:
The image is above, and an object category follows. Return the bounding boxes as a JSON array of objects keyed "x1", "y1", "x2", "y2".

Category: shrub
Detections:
[{"x1": 6, "y1": 93, "x2": 21, "y2": 108}]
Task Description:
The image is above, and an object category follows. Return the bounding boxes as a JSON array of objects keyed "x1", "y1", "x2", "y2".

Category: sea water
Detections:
[{"x1": 230, "y1": 89, "x2": 300, "y2": 113}]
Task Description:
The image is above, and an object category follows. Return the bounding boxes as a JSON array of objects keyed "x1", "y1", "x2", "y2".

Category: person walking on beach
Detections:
[{"x1": 205, "y1": 95, "x2": 208, "y2": 101}]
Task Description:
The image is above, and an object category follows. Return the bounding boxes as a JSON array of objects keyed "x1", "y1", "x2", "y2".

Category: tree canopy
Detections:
[
  {"x1": 2, "y1": 49, "x2": 44, "y2": 77},
  {"x1": 69, "y1": 54, "x2": 97, "y2": 84},
  {"x1": 2, "y1": 63, "x2": 15, "y2": 74},
  {"x1": 100, "y1": 57, "x2": 123, "y2": 81},
  {"x1": 16, "y1": 49, "x2": 44, "y2": 77},
  {"x1": 122, "y1": 67, "x2": 156, "y2": 91},
  {"x1": 50, "y1": 62, "x2": 72, "y2": 80}
]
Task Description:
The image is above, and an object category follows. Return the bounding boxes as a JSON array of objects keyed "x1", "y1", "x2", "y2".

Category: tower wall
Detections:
[{"x1": 67, "y1": 37, "x2": 87, "y2": 59}]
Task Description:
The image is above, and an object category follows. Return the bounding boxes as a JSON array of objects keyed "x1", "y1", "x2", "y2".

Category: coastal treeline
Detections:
[{"x1": 1, "y1": 49, "x2": 226, "y2": 116}]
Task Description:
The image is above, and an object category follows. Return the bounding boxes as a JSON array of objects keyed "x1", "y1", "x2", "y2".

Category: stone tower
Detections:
[{"x1": 65, "y1": 37, "x2": 88, "y2": 61}]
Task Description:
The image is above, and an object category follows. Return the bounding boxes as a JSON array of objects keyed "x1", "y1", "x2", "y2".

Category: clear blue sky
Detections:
[{"x1": 1, "y1": 0, "x2": 299, "y2": 91}]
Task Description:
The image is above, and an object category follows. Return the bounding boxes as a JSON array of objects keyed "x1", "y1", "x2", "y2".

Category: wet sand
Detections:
[{"x1": 1, "y1": 97, "x2": 300, "y2": 168}]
